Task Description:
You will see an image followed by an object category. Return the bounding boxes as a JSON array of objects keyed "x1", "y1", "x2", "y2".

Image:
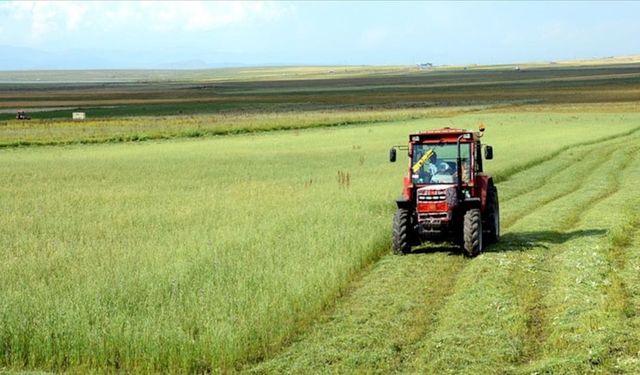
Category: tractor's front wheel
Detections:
[
  {"x1": 463, "y1": 209, "x2": 483, "y2": 257},
  {"x1": 392, "y1": 208, "x2": 413, "y2": 255}
]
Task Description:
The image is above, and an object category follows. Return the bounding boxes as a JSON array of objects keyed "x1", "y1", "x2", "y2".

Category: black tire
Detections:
[
  {"x1": 463, "y1": 209, "x2": 483, "y2": 257},
  {"x1": 392, "y1": 208, "x2": 413, "y2": 255},
  {"x1": 485, "y1": 185, "x2": 500, "y2": 244}
]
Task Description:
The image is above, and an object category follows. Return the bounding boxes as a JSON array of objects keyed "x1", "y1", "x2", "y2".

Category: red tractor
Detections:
[{"x1": 389, "y1": 125, "x2": 499, "y2": 256}]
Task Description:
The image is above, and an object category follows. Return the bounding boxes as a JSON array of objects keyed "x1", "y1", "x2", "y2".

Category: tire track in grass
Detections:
[
  {"x1": 558, "y1": 145, "x2": 638, "y2": 231},
  {"x1": 602, "y1": 213, "x2": 640, "y2": 372},
  {"x1": 605, "y1": 201, "x2": 640, "y2": 372},
  {"x1": 492, "y1": 125, "x2": 640, "y2": 185},
  {"x1": 514, "y1": 146, "x2": 633, "y2": 365},
  {"x1": 245, "y1": 252, "x2": 468, "y2": 374},
  {"x1": 502, "y1": 137, "x2": 640, "y2": 373},
  {"x1": 496, "y1": 134, "x2": 634, "y2": 239},
  {"x1": 497, "y1": 125, "x2": 640, "y2": 204},
  {"x1": 560, "y1": 148, "x2": 640, "y2": 373},
  {"x1": 504, "y1": 142, "x2": 634, "y2": 373},
  {"x1": 405, "y1": 141, "x2": 636, "y2": 374},
  {"x1": 500, "y1": 142, "x2": 619, "y2": 230},
  {"x1": 500, "y1": 146, "x2": 589, "y2": 204}
]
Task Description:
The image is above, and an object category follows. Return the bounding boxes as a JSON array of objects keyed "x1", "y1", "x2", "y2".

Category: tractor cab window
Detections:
[{"x1": 411, "y1": 143, "x2": 471, "y2": 184}]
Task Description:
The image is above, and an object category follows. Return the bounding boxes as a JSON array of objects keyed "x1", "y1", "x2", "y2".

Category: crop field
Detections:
[
  {"x1": 2, "y1": 61, "x2": 640, "y2": 123},
  {"x1": 1, "y1": 62, "x2": 640, "y2": 373}
]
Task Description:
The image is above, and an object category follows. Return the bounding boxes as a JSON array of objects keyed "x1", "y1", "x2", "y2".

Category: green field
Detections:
[
  {"x1": 2, "y1": 61, "x2": 640, "y2": 122},
  {"x1": 2, "y1": 62, "x2": 640, "y2": 373}
]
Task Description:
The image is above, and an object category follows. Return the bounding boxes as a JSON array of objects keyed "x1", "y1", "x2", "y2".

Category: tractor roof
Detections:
[{"x1": 409, "y1": 127, "x2": 481, "y2": 142}]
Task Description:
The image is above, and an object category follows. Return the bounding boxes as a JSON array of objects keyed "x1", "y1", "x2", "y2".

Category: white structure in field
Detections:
[{"x1": 72, "y1": 112, "x2": 86, "y2": 120}]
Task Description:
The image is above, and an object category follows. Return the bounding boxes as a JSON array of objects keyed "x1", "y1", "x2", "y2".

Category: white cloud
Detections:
[
  {"x1": 0, "y1": 1, "x2": 32, "y2": 20},
  {"x1": 0, "y1": 1, "x2": 89, "y2": 43},
  {"x1": 0, "y1": 1, "x2": 291, "y2": 45},
  {"x1": 103, "y1": 4, "x2": 134, "y2": 29},
  {"x1": 141, "y1": 1, "x2": 291, "y2": 32},
  {"x1": 29, "y1": 2, "x2": 58, "y2": 41},
  {"x1": 64, "y1": 2, "x2": 88, "y2": 31}
]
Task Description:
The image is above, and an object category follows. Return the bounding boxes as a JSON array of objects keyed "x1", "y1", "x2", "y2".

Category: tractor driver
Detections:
[
  {"x1": 413, "y1": 151, "x2": 453, "y2": 183},
  {"x1": 427, "y1": 152, "x2": 455, "y2": 183}
]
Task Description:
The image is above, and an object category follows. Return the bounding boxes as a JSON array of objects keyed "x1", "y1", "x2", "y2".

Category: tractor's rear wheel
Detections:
[
  {"x1": 463, "y1": 209, "x2": 483, "y2": 257},
  {"x1": 485, "y1": 185, "x2": 500, "y2": 244},
  {"x1": 392, "y1": 208, "x2": 413, "y2": 255}
]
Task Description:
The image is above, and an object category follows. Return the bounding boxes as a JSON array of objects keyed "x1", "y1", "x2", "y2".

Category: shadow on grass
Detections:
[
  {"x1": 486, "y1": 228, "x2": 607, "y2": 252},
  {"x1": 406, "y1": 229, "x2": 607, "y2": 255},
  {"x1": 411, "y1": 244, "x2": 462, "y2": 256}
]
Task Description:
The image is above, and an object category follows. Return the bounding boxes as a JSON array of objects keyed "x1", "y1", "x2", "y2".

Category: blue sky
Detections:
[{"x1": 0, "y1": 1, "x2": 639, "y2": 69}]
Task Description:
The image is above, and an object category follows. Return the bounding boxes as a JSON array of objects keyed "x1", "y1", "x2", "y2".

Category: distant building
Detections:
[
  {"x1": 72, "y1": 112, "x2": 86, "y2": 120},
  {"x1": 418, "y1": 63, "x2": 433, "y2": 70}
]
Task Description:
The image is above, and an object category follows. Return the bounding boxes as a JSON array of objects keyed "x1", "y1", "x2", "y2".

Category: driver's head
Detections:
[{"x1": 429, "y1": 151, "x2": 437, "y2": 163}]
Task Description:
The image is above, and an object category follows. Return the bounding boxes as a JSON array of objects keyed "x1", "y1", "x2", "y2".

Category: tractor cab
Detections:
[{"x1": 389, "y1": 125, "x2": 499, "y2": 257}]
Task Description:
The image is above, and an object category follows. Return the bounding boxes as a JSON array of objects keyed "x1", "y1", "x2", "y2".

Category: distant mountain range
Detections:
[
  {"x1": 2, "y1": 45, "x2": 639, "y2": 71},
  {"x1": 0, "y1": 45, "x2": 251, "y2": 70}
]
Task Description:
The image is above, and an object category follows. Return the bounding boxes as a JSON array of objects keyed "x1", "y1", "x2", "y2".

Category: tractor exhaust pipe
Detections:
[{"x1": 456, "y1": 134, "x2": 464, "y2": 200}]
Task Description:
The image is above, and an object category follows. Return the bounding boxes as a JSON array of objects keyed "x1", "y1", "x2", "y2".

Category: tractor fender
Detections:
[
  {"x1": 475, "y1": 175, "x2": 494, "y2": 212},
  {"x1": 396, "y1": 198, "x2": 413, "y2": 209},
  {"x1": 461, "y1": 197, "x2": 481, "y2": 210}
]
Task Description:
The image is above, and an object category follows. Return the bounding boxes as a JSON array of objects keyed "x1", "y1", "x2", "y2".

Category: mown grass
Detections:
[
  {"x1": 250, "y1": 120, "x2": 640, "y2": 374},
  {"x1": 1, "y1": 110, "x2": 639, "y2": 373},
  {"x1": 411, "y1": 142, "x2": 639, "y2": 374}
]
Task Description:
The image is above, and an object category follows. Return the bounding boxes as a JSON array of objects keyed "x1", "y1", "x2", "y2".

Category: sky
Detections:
[{"x1": 0, "y1": 1, "x2": 639, "y2": 69}]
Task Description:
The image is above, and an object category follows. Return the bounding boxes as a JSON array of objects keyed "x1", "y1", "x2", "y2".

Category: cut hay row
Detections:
[{"x1": 250, "y1": 132, "x2": 640, "y2": 374}]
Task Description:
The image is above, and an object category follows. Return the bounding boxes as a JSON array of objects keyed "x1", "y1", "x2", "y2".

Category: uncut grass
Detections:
[
  {"x1": 3, "y1": 104, "x2": 638, "y2": 150},
  {"x1": 0, "y1": 131, "x2": 397, "y2": 372},
  {"x1": 0, "y1": 106, "x2": 485, "y2": 147},
  {"x1": 1, "y1": 113, "x2": 639, "y2": 372}
]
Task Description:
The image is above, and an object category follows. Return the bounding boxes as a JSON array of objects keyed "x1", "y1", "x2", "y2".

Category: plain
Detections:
[{"x1": 1, "y1": 62, "x2": 640, "y2": 373}]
